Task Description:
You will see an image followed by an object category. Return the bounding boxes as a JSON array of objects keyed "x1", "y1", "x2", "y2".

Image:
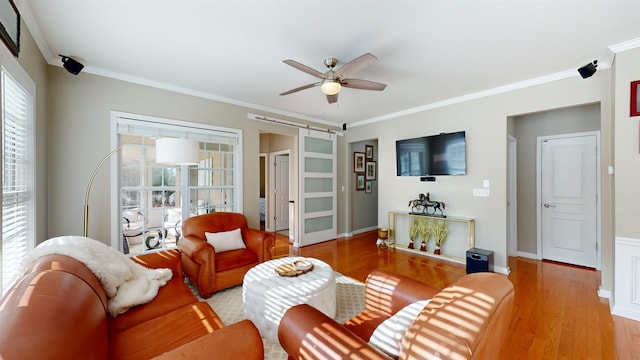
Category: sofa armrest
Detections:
[
  {"x1": 278, "y1": 304, "x2": 391, "y2": 360},
  {"x1": 178, "y1": 235, "x2": 215, "y2": 266},
  {"x1": 363, "y1": 269, "x2": 441, "y2": 316},
  {"x1": 152, "y1": 320, "x2": 263, "y2": 360},
  {"x1": 129, "y1": 249, "x2": 182, "y2": 278},
  {"x1": 243, "y1": 228, "x2": 275, "y2": 261}
]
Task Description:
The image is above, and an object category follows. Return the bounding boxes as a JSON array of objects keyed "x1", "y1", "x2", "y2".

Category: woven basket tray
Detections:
[{"x1": 275, "y1": 260, "x2": 314, "y2": 277}]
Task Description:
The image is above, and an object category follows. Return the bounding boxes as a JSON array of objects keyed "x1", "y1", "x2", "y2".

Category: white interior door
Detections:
[
  {"x1": 274, "y1": 154, "x2": 290, "y2": 231},
  {"x1": 539, "y1": 133, "x2": 598, "y2": 268},
  {"x1": 297, "y1": 128, "x2": 337, "y2": 246}
]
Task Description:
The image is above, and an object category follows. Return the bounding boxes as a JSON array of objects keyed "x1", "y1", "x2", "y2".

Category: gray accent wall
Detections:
[
  {"x1": 350, "y1": 139, "x2": 378, "y2": 233},
  {"x1": 513, "y1": 104, "x2": 601, "y2": 255}
]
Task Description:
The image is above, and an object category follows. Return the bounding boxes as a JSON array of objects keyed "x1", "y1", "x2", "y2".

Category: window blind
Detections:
[{"x1": 1, "y1": 67, "x2": 33, "y2": 295}]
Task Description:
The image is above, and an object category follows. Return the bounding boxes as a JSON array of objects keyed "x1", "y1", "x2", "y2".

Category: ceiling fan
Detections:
[{"x1": 279, "y1": 53, "x2": 387, "y2": 104}]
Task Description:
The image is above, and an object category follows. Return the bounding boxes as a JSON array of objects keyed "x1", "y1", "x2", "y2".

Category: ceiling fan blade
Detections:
[
  {"x1": 334, "y1": 53, "x2": 377, "y2": 79},
  {"x1": 326, "y1": 93, "x2": 338, "y2": 104},
  {"x1": 341, "y1": 78, "x2": 387, "y2": 91},
  {"x1": 279, "y1": 82, "x2": 321, "y2": 96},
  {"x1": 283, "y1": 60, "x2": 327, "y2": 79}
]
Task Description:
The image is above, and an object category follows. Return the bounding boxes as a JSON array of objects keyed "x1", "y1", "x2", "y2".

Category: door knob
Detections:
[{"x1": 543, "y1": 203, "x2": 556, "y2": 208}]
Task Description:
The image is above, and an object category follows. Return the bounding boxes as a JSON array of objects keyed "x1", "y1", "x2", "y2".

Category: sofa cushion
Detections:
[
  {"x1": 205, "y1": 228, "x2": 246, "y2": 252},
  {"x1": 215, "y1": 248, "x2": 258, "y2": 272},
  {"x1": 110, "y1": 301, "x2": 224, "y2": 360},
  {"x1": 368, "y1": 299, "x2": 431, "y2": 357},
  {"x1": 108, "y1": 272, "x2": 198, "y2": 335}
]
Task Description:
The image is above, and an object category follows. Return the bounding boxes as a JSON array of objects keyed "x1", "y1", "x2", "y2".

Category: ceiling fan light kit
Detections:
[
  {"x1": 280, "y1": 52, "x2": 387, "y2": 103},
  {"x1": 321, "y1": 80, "x2": 341, "y2": 95}
]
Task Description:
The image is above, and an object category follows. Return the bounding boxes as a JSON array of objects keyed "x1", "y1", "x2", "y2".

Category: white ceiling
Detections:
[{"x1": 16, "y1": 0, "x2": 640, "y2": 127}]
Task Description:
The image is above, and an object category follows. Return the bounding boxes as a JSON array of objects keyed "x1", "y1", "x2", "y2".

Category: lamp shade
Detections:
[{"x1": 155, "y1": 138, "x2": 200, "y2": 165}]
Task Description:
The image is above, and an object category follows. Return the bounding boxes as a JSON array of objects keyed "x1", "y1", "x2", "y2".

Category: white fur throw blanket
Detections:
[{"x1": 22, "y1": 236, "x2": 172, "y2": 317}]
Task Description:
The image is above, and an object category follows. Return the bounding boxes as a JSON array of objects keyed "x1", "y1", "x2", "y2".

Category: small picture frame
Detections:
[
  {"x1": 631, "y1": 80, "x2": 640, "y2": 117},
  {"x1": 365, "y1": 161, "x2": 376, "y2": 181},
  {"x1": 365, "y1": 181, "x2": 372, "y2": 193},
  {"x1": 356, "y1": 174, "x2": 365, "y2": 191},
  {"x1": 354, "y1": 152, "x2": 365, "y2": 173},
  {"x1": 365, "y1": 145, "x2": 374, "y2": 160}
]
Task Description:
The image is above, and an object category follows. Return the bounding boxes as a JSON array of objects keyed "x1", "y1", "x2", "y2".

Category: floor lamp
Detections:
[{"x1": 83, "y1": 138, "x2": 200, "y2": 238}]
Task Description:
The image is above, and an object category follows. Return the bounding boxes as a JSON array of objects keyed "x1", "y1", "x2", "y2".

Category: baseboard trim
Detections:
[
  {"x1": 352, "y1": 226, "x2": 378, "y2": 235},
  {"x1": 612, "y1": 306, "x2": 640, "y2": 322},
  {"x1": 517, "y1": 251, "x2": 539, "y2": 260}
]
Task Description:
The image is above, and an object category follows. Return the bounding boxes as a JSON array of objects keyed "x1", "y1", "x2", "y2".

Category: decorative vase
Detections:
[
  {"x1": 408, "y1": 239, "x2": 415, "y2": 249},
  {"x1": 420, "y1": 241, "x2": 427, "y2": 251},
  {"x1": 434, "y1": 245, "x2": 441, "y2": 255}
]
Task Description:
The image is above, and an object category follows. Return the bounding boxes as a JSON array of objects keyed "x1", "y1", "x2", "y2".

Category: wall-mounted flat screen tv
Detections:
[{"x1": 396, "y1": 131, "x2": 466, "y2": 176}]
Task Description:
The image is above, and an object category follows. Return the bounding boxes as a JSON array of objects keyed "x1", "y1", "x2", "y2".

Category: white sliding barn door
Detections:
[{"x1": 297, "y1": 129, "x2": 337, "y2": 246}]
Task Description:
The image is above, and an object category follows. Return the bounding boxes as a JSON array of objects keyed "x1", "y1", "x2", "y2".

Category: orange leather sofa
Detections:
[
  {"x1": 278, "y1": 270, "x2": 514, "y2": 360},
  {"x1": 179, "y1": 212, "x2": 275, "y2": 298},
  {"x1": 0, "y1": 249, "x2": 264, "y2": 360}
]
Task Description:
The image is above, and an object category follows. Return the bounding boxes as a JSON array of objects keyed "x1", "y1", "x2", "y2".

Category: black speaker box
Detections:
[
  {"x1": 61, "y1": 56, "x2": 84, "y2": 75},
  {"x1": 466, "y1": 247, "x2": 494, "y2": 274}
]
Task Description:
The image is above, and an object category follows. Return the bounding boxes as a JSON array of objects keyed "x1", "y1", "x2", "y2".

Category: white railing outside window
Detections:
[{"x1": 113, "y1": 112, "x2": 242, "y2": 254}]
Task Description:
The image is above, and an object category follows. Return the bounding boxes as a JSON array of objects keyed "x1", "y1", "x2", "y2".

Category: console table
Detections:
[{"x1": 387, "y1": 211, "x2": 475, "y2": 264}]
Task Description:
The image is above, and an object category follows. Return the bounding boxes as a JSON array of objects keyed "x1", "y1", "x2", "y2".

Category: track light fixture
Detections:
[
  {"x1": 578, "y1": 60, "x2": 597, "y2": 79},
  {"x1": 59, "y1": 55, "x2": 84, "y2": 75}
]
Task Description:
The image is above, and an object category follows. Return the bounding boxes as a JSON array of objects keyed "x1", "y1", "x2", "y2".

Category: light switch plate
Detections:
[{"x1": 473, "y1": 188, "x2": 490, "y2": 197}]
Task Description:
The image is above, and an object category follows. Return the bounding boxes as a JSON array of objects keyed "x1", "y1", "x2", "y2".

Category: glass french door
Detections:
[{"x1": 297, "y1": 128, "x2": 337, "y2": 246}]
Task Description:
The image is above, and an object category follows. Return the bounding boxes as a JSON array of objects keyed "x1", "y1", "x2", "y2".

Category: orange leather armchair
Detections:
[
  {"x1": 278, "y1": 270, "x2": 514, "y2": 360},
  {"x1": 179, "y1": 212, "x2": 275, "y2": 298}
]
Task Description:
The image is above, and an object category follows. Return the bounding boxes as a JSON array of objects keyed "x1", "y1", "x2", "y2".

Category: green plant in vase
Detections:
[
  {"x1": 417, "y1": 219, "x2": 428, "y2": 251},
  {"x1": 408, "y1": 218, "x2": 420, "y2": 249},
  {"x1": 432, "y1": 220, "x2": 449, "y2": 254}
]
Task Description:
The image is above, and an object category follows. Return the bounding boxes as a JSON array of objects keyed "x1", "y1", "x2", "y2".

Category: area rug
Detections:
[{"x1": 202, "y1": 273, "x2": 365, "y2": 360}]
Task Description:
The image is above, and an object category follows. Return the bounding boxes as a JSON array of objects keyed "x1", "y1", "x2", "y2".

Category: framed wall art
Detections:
[
  {"x1": 631, "y1": 80, "x2": 640, "y2": 117},
  {"x1": 365, "y1": 161, "x2": 376, "y2": 181},
  {"x1": 354, "y1": 152, "x2": 365, "y2": 173},
  {"x1": 365, "y1": 181, "x2": 372, "y2": 193},
  {"x1": 356, "y1": 174, "x2": 365, "y2": 191},
  {"x1": 365, "y1": 145, "x2": 374, "y2": 160},
  {"x1": 0, "y1": 0, "x2": 20, "y2": 57}
]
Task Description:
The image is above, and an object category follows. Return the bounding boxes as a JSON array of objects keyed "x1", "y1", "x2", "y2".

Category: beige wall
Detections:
[
  {"x1": 345, "y1": 71, "x2": 613, "y2": 282},
  {"x1": 45, "y1": 69, "x2": 330, "y2": 244},
  {"x1": 13, "y1": 18, "x2": 631, "y2": 294},
  {"x1": 614, "y1": 47, "x2": 640, "y2": 238}
]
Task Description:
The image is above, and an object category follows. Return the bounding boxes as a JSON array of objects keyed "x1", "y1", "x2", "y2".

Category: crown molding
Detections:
[
  {"x1": 350, "y1": 67, "x2": 588, "y2": 128},
  {"x1": 14, "y1": 0, "x2": 54, "y2": 62},
  {"x1": 609, "y1": 38, "x2": 640, "y2": 53}
]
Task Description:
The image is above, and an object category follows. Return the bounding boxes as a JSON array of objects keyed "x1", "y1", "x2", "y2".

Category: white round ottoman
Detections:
[{"x1": 242, "y1": 257, "x2": 336, "y2": 343}]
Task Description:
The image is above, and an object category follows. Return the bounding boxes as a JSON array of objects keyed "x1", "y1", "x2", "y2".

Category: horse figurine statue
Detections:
[
  {"x1": 408, "y1": 193, "x2": 446, "y2": 216},
  {"x1": 424, "y1": 192, "x2": 446, "y2": 216},
  {"x1": 408, "y1": 193, "x2": 427, "y2": 213}
]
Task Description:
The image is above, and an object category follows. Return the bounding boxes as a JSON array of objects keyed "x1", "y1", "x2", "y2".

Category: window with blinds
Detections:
[
  {"x1": 114, "y1": 113, "x2": 242, "y2": 255},
  {"x1": 1, "y1": 67, "x2": 34, "y2": 295}
]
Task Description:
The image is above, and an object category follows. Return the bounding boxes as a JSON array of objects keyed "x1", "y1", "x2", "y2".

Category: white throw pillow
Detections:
[
  {"x1": 368, "y1": 299, "x2": 431, "y2": 357},
  {"x1": 205, "y1": 228, "x2": 246, "y2": 252}
]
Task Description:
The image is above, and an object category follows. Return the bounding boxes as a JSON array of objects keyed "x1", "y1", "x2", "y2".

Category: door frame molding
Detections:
[
  {"x1": 535, "y1": 131, "x2": 601, "y2": 269},
  {"x1": 268, "y1": 149, "x2": 290, "y2": 232},
  {"x1": 507, "y1": 135, "x2": 518, "y2": 257}
]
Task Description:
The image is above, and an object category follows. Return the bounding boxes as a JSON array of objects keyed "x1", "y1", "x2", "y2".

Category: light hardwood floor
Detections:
[{"x1": 271, "y1": 230, "x2": 639, "y2": 359}]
